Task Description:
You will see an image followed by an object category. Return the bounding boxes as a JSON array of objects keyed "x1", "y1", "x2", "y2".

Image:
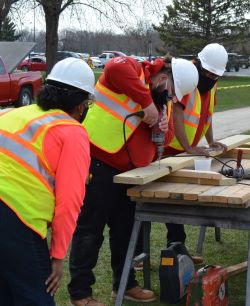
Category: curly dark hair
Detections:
[{"x1": 37, "y1": 80, "x2": 90, "y2": 114}]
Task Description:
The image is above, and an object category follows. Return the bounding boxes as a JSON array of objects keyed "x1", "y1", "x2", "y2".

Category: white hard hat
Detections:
[
  {"x1": 172, "y1": 58, "x2": 199, "y2": 101},
  {"x1": 198, "y1": 43, "x2": 228, "y2": 76},
  {"x1": 47, "y1": 57, "x2": 95, "y2": 95}
]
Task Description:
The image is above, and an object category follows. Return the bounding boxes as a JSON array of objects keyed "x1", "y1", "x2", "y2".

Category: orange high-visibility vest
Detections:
[
  {"x1": 0, "y1": 104, "x2": 83, "y2": 238},
  {"x1": 84, "y1": 69, "x2": 149, "y2": 153},
  {"x1": 169, "y1": 85, "x2": 216, "y2": 150}
]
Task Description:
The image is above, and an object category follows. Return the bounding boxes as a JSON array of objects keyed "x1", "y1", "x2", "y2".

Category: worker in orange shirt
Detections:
[
  {"x1": 164, "y1": 43, "x2": 228, "y2": 256},
  {"x1": 0, "y1": 58, "x2": 95, "y2": 305},
  {"x1": 68, "y1": 55, "x2": 199, "y2": 306}
]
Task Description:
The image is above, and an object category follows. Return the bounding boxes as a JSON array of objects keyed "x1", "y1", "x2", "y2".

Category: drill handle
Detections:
[{"x1": 237, "y1": 149, "x2": 243, "y2": 169}]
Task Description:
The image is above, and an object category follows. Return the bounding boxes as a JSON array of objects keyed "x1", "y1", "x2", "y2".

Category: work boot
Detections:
[
  {"x1": 191, "y1": 255, "x2": 204, "y2": 265},
  {"x1": 70, "y1": 296, "x2": 106, "y2": 306},
  {"x1": 111, "y1": 285, "x2": 156, "y2": 302}
]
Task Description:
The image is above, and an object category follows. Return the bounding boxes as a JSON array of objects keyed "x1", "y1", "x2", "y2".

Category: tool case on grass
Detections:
[
  {"x1": 186, "y1": 265, "x2": 228, "y2": 306},
  {"x1": 159, "y1": 242, "x2": 195, "y2": 304}
]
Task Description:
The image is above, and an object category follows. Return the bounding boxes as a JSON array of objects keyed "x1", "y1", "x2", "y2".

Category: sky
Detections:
[{"x1": 14, "y1": 0, "x2": 172, "y2": 35}]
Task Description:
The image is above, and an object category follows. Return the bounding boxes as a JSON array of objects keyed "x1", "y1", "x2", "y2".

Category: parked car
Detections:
[
  {"x1": 238, "y1": 55, "x2": 250, "y2": 69},
  {"x1": 99, "y1": 51, "x2": 126, "y2": 66},
  {"x1": 0, "y1": 56, "x2": 42, "y2": 107},
  {"x1": 226, "y1": 53, "x2": 240, "y2": 72},
  {"x1": 90, "y1": 57, "x2": 104, "y2": 68},
  {"x1": 129, "y1": 55, "x2": 145, "y2": 62},
  {"x1": 17, "y1": 56, "x2": 46, "y2": 72},
  {"x1": 56, "y1": 51, "x2": 81, "y2": 63}
]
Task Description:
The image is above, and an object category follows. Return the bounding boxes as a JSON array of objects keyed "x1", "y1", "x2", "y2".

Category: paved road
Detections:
[
  {"x1": 224, "y1": 67, "x2": 250, "y2": 77},
  {"x1": 199, "y1": 106, "x2": 250, "y2": 145}
]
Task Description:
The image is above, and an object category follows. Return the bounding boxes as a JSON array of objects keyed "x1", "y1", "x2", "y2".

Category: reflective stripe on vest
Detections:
[
  {"x1": 0, "y1": 131, "x2": 54, "y2": 190},
  {"x1": 0, "y1": 104, "x2": 82, "y2": 238},
  {"x1": 84, "y1": 69, "x2": 148, "y2": 153},
  {"x1": 170, "y1": 89, "x2": 201, "y2": 150},
  {"x1": 201, "y1": 85, "x2": 216, "y2": 137}
]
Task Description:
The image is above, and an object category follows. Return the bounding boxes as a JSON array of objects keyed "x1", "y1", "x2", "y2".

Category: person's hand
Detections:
[
  {"x1": 185, "y1": 146, "x2": 210, "y2": 157},
  {"x1": 45, "y1": 258, "x2": 63, "y2": 296},
  {"x1": 209, "y1": 141, "x2": 227, "y2": 152},
  {"x1": 159, "y1": 115, "x2": 168, "y2": 133},
  {"x1": 142, "y1": 103, "x2": 159, "y2": 127}
]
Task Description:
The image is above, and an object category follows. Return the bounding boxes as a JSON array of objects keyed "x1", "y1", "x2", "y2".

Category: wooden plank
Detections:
[
  {"x1": 113, "y1": 156, "x2": 194, "y2": 185},
  {"x1": 219, "y1": 134, "x2": 250, "y2": 151},
  {"x1": 169, "y1": 184, "x2": 199, "y2": 200},
  {"x1": 198, "y1": 186, "x2": 230, "y2": 203},
  {"x1": 226, "y1": 261, "x2": 247, "y2": 278},
  {"x1": 141, "y1": 182, "x2": 174, "y2": 198},
  {"x1": 227, "y1": 186, "x2": 250, "y2": 205},
  {"x1": 212, "y1": 185, "x2": 244, "y2": 204},
  {"x1": 183, "y1": 185, "x2": 212, "y2": 201},
  {"x1": 169, "y1": 169, "x2": 222, "y2": 179}
]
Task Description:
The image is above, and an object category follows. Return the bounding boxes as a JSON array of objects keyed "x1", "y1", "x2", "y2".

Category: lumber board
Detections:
[
  {"x1": 226, "y1": 261, "x2": 247, "y2": 277},
  {"x1": 159, "y1": 175, "x2": 236, "y2": 186},
  {"x1": 227, "y1": 186, "x2": 250, "y2": 205},
  {"x1": 183, "y1": 185, "x2": 214, "y2": 201},
  {"x1": 219, "y1": 134, "x2": 250, "y2": 151},
  {"x1": 113, "y1": 135, "x2": 250, "y2": 185},
  {"x1": 113, "y1": 156, "x2": 194, "y2": 185},
  {"x1": 198, "y1": 186, "x2": 230, "y2": 203}
]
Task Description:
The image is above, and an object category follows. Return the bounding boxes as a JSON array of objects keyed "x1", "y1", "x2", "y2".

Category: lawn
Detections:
[{"x1": 55, "y1": 225, "x2": 248, "y2": 306}]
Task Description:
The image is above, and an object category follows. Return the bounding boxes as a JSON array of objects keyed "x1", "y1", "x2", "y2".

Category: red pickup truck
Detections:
[{"x1": 0, "y1": 56, "x2": 42, "y2": 107}]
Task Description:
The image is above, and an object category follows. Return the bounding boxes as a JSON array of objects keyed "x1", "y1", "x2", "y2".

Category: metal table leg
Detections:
[
  {"x1": 215, "y1": 227, "x2": 221, "y2": 242},
  {"x1": 115, "y1": 220, "x2": 142, "y2": 306},
  {"x1": 245, "y1": 230, "x2": 250, "y2": 306},
  {"x1": 142, "y1": 221, "x2": 151, "y2": 289},
  {"x1": 196, "y1": 226, "x2": 206, "y2": 256}
]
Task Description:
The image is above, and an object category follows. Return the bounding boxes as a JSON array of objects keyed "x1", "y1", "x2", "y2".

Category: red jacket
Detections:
[{"x1": 91, "y1": 56, "x2": 174, "y2": 171}]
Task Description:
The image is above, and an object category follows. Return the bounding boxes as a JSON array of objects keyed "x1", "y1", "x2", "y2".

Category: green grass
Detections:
[
  {"x1": 55, "y1": 225, "x2": 248, "y2": 306},
  {"x1": 216, "y1": 76, "x2": 250, "y2": 112}
]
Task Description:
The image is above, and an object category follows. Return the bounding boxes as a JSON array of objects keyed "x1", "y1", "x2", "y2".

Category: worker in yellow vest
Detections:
[
  {"x1": 68, "y1": 55, "x2": 199, "y2": 306},
  {"x1": 163, "y1": 43, "x2": 228, "y2": 260},
  {"x1": 0, "y1": 58, "x2": 95, "y2": 305}
]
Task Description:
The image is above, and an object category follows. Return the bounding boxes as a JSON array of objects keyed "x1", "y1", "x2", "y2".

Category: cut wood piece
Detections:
[
  {"x1": 219, "y1": 134, "x2": 250, "y2": 151},
  {"x1": 113, "y1": 156, "x2": 194, "y2": 185},
  {"x1": 199, "y1": 177, "x2": 236, "y2": 186},
  {"x1": 154, "y1": 183, "x2": 188, "y2": 199},
  {"x1": 198, "y1": 186, "x2": 230, "y2": 202},
  {"x1": 170, "y1": 184, "x2": 199, "y2": 200},
  {"x1": 141, "y1": 182, "x2": 173, "y2": 198},
  {"x1": 212, "y1": 185, "x2": 244, "y2": 203},
  {"x1": 127, "y1": 183, "x2": 154, "y2": 197},
  {"x1": 183, "y1": 185, "x2": 212, "y2": 201},
  {"x1": 240, "y1": 142, "x2": 250, "y2": 148},
  {"x1": 169, "y1": 169, "x2": 222, "y2": 180},
  {"x1": 227, "y1": 186, "x2": 250, "y2": 205},
  {"x1": 226, "y1": 261, "x2": 247, "y2": 278}
]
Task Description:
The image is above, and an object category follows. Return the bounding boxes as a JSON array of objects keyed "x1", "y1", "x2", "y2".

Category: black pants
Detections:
[
  {"x1": 165, "y1": 223, "x2": 186, "y2": 247},
  {"x1": 0, "y1": 200, "x2": 55, "y2": 306},
  {"x1": 68, "y1": 159, "x2": 138, "y2": 300}
]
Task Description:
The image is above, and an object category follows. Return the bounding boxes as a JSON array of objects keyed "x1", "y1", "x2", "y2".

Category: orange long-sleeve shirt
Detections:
[{"x1": 43, "y1": 124, "x2": 90, "y2": 259}]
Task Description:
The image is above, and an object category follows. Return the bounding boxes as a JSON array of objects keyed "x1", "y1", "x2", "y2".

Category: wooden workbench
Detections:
[{"x1": 114, "y1": 135, "x2": 250, "y2": 306}]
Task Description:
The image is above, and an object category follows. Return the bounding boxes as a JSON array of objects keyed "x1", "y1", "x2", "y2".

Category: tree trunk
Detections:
[{"x1": 44, "y1": 11, "x2": 59, "y2": 74}]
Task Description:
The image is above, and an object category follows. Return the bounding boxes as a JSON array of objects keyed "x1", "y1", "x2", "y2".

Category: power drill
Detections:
[
  {"x1": 152, "y1": 104, "x2": 167, "y2": 168},
  {"x1": 220, "y1": 149, "x2": 250, "y2": 181}
]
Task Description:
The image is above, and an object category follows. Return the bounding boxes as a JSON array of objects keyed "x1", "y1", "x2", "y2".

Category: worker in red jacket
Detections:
[
  {"x1": 164, "y1": 43, "x2": 228, "y2": 257},
  {"x1": 0, "y1": 58, "x2": 95, "y2": 305},
  {"x1": 68, "y1": 55, "x2": 199, "y2": 306}
]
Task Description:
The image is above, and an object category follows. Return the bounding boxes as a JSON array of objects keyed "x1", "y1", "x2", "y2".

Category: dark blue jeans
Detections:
[
  {"x1": 0, "y1": 200, "x2": 55, "y2": 306},
  {"x1": 68, "y1": 158, "x2": 138, "y2": 300}
]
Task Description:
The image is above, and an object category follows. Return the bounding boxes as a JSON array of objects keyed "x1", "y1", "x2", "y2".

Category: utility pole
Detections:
[{"x1": 33, "y1": 0, "x2": 36, "y2": 43}]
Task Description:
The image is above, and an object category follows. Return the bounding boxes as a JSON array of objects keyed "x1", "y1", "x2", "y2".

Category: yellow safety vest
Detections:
[
  {"x1": 169, "y1": 85, "x2": 216, "y2": 151},
  {"x1": 84, "y1": 69, "x2": 148, "y2": 153},
  {"x1": 0, "y1": 104, "x2": 82, "y2": 238}
]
